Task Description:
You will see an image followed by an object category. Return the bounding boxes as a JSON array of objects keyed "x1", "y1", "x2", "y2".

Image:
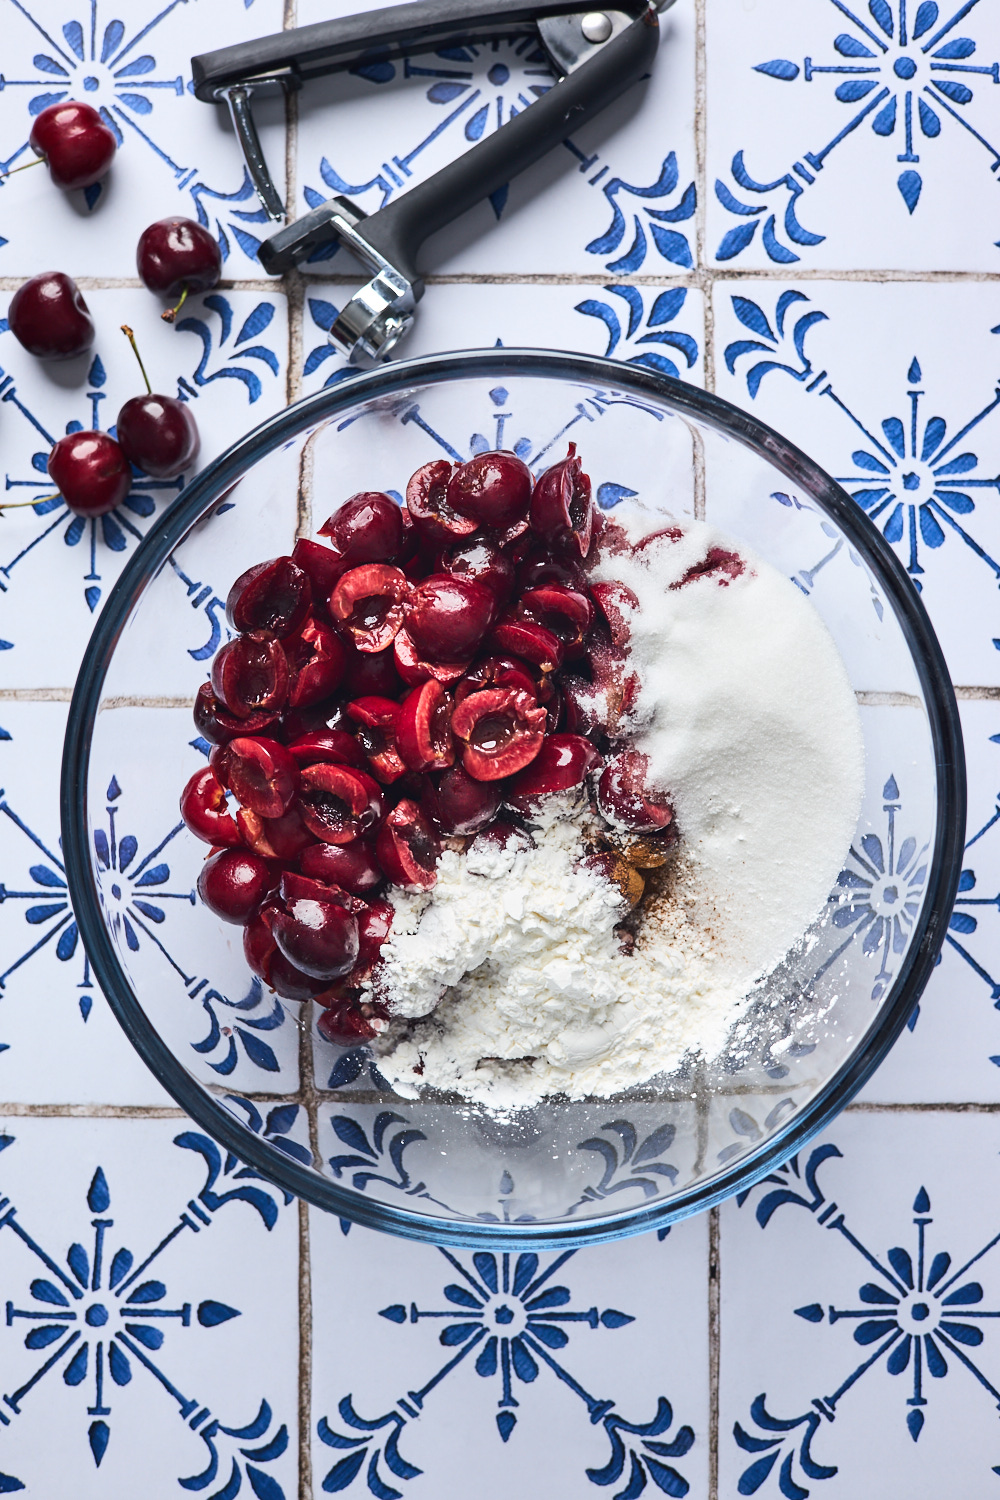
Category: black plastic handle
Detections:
[
  {"x1": 193, "y1": 0, "x2": 626, "y2": 98},
  {"x1": 256, "y1": 5, "x2": 658, "y2": 281},
  {"x1": 363, "y1": 8, "x2": 658, "y2": 285}
]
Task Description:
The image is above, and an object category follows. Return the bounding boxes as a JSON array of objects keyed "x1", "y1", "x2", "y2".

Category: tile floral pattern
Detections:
[{"x1": 0, "y1": 0, "x2": 991, "y2": 1494}]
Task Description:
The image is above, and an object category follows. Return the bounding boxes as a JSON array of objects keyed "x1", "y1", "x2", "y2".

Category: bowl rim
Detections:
[{"x1": 61, "y1": 347, "x2": 966, "y2": 1249}]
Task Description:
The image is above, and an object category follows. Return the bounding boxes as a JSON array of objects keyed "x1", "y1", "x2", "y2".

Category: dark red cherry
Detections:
[
  {"x1": 227, "y1": 557, "x2": 311, "y2": 638},
  {"x1": 341, "y1": 641, "x2": 403, "y2": 699},
  {"x1": 597, "y1": 751, "x2": 674, "y2": 833},
  {"x1": 8, "y1": 272, "x2": 94, "y2": 360},
  {"x1": 211, "y1": 736, "x2": 299, "y2": 819},
  {"x1": 237, "y1": 805, "x2": 315, "y2": 862},
  {"x1": 300, "y1": 840, "x2": 383, "y2": 895},
  {"x1": 376, "y1": 799, "x2": 440, "y2": 890},
  {"x1": 451, "y1": 688, "x2": 547, "y2": 781},
  {"x1": 272, "y1": 895, "x2": 359, "y2": 981},
  {"x1": 193, "y1": 682, "x2": 279, "y2": 746},
  {"x1": 454, "y1": 655, "x2": 538, "y2": 705},
  {"x1": 284, "y1": 616, "x2": 346, "y2": 708},
  {"x1": 297, "y1": 763, "x2": 383, "y2": 844},
  {"x1": 405, "y1": 459, "x2": 477, "y2": 547},
  {"x1": 180, "y1": 765, "x2": 242, "y2": 847},
  {"x1": 440, "y1": 537, "x2": 515, "y2": 605},
  {"x1": 529, "y1": 443, "x2": 593, "y2": 558},
  {"x1": 211, "y1": 633, "x2": 289, "y2": 718},
  {"x1": 317, "y1": 996, "x2": 389, "y2": 1045},
  {"x1": 433, "y1": 763, "x2": 502, "y2": 834},
  {"x1": 403, "y1": 574, "x2": 495, "y2": 663},
  {"x1": 330, "y1": 565, "x2": 410, "y2": 653},
  {"x1": 137, "y1": 217, "x2": 223, "y2": 322},
  {"x1": 396, "y1": 679, "x2": 455, "y2": 773},
  {"x1": 286, "y1": 730, "x2": 366, "y2": 770},
  {"x1": 116, "y1": 394, "x2": 199, "y2": 479},
  {"x1": 590, "y1": 581, "x2": 639, "y2": 646},
  {"x1": 393, "y1": 628, "x2": 469, "y2": 687},
  {"x1": 48, "y1": 431, "x2": 130, "y2": 517},
  {"x1": 505, "y1": 734, "x2": 603, "y2": 811},
  {"x1": 346, "y1": 696, "x2": 407, "y2": 784},
  {"x1": 671, "y1": 546, "x2": 746, "y2": 590},
  {"x1": 351, "y1": 899, "x2": 394, "y2": 981},
  {"x1": 198, "y1": 848, "x2": 277, "y2": 924},
  {"x1": 29, "y1": 102, "x2": 116, "y2": 189},
  {"x1": 446, "y1": 451, "x2": 531, "y2": 529},
  {"x1": 490, "y1": 615, "x2": 564, "y2": 675},
  {"x1": 318, "y1": 492, "x2": 403, "y2": 566},
  {"x1": 244, "y1": 899, "x2": 337, "y2": 999},
  {"x1": 519, "y1": 585, "x2": 594, "y2": 658},
  {"x1": 291, "y1": 537, "x2": 344, "y2": 609}
]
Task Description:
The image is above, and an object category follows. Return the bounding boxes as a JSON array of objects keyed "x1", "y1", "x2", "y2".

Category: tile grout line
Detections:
[
  {"x1": 693, "y1": 0, "x2": 713, "y2": 400},
  {"x1": 708, "y1": 1206, "x2": 720, "y2": 1500},
  {"x1": 3, "y1": 269, "x2": 997, "y2": 293},
  {"x1": 695, "y1": 17, "x2": 721, "y2": 1493},
  {"x1": 278, "y1": 2, "x2": 317, "y2": 1489}
]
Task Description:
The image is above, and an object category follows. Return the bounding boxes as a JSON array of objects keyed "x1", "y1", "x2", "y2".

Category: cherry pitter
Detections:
[{"x1": 191, "y1": 0, "x2": 667, "y2": 367}]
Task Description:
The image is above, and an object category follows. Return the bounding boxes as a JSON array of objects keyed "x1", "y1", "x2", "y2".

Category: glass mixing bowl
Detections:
[{"x1": 61, "y1": 349, "x2": 965, "y2": 1248}]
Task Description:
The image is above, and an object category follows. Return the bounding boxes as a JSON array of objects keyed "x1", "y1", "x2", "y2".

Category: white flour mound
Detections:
[{"x1": 367, "y1": 520, "x2": 864, "y2": 1108}]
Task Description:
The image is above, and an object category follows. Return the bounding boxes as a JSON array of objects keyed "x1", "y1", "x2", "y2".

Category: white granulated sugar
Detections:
[{"x1": 368, "y1": 519, "x2": 864, "y2": 1109}]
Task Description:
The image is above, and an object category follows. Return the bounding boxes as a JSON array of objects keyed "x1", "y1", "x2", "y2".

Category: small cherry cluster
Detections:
[
  {"x1": 3, "y1": 102, "x2": 225, "y2": 516},
  {"x1": 179, "y1": 446, "x2": 681, "y2": 1048}
]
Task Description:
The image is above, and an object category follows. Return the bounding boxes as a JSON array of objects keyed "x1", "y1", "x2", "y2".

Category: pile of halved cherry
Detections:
[{"x1": 180, "y1": 445, "x2": 678, "y2": 1047}]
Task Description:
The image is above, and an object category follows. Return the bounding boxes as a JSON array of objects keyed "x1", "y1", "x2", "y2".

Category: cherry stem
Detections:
[
  {"x1": 120, "y1": 323, "x2": 152, "y2": 395},
  {"x1": 0, "y1": 493, "x2": 59, "y2": 514},
  {"x1": 161, "y1": 284, "x2": 189, "y2": 325},
  {"x1": 0, "y1": 156, "x2": 44, "y2": 180}
]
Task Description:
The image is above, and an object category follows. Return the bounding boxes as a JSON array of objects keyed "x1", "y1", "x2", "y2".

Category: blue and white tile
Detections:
[
  {"x1": 309, "y1": 1207, "x2": 709, "y2": 1499},
  {"x1": 0, "y1": 0, "x2": 286, "y2": 278},
  {"x1": 0, "y1": 702, "x2": 302, "y2": 1103},
  {"x1": 0, "y1": 702, "x2": 174, "y2": 1105},
  {"x1": 293, "y1": 0, "x2": 696, "y2": 277},
  {"x1": 713, "y1": 279, "x2": 1000, "y2": 685},
  {"x1": 719, "y1": 1110, "x2": 1000, "y2": 1498},
  {"x1": 0, "y1": 1114, "x2": 299, "y2": 1496},
  {"x1": 300, "y1": 278, "x2": 705, "y2": 396},
  {"x1": 706, "y1": 0, "x2": 1000, "y2": 271},
  {"x1": 82, "y1": 707, "x2": 304, "y2": 1097},
  {"x1": 0, "y1": 286, "x2": 288, "y2": 687},
  {"x1": 860, "y1": 698, "x2": 1000, "y2": 1103}
]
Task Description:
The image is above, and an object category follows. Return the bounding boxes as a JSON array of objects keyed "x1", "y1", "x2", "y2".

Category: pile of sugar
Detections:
[{"x1": 367, "y1": 520, "x2": 864, "y2": 1108}]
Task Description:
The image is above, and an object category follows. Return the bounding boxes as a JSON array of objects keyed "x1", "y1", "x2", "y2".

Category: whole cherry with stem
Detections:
[
  {"x1": 137, "y1": 217, "x2": 222, "y2": 323},
  {"x1": 116, "y1": 324, "x2": 200, "y2": 479},
  {"x1": 26, "y1": 101, "x2": 117, "y2": 190}
]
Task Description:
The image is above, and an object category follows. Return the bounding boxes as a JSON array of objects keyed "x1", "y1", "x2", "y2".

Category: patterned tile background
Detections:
[{"x1": 0, "y1": 0, "x2": 992, "y2": 1494}]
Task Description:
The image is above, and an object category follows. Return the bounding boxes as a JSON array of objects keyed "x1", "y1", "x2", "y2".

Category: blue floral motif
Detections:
[
  {"x1": 317, "y1": 1244, "x2": 693, "y2": 1495},
  {"x1": 578, "y1": 151, "x2": 696, "y2": 273},
  {"x1": 0, "y1": 2, "x2": 272, "y2": 259},
  {"x1": 0, "y1": 765, "x2": 292, "y2": 1074},
  {"x1": 828, "y1": 774, "x2": 928, "y2": 1008},
  {"x1": 92, "y1": 768, "x2": 293, "y2": 1077},
  {"x1": 0, "y1": 1131, "x2": 289, "y2": 1488},
  {"x1": 940, "y1": 731, "x2": 1000, "y2": 1037},
  {"x1": 575, "y1": 286, "x2": 699, "y2": 381},
  {"x1": 715, "y1": 0, "x2": 1000, "y2": 261},
  {"x1": 733, "y1": 1144, "x2": 1000, "y2": 1493},
  {"x1": 724, "y1": 291, "x2": 1000, "y2": 589},
  {"x1": 300, "y1": 41, "x2": 692, "y2": 271},
  {"x1": 302, "y1": 39, "x2": 554, "y2": 247},
  {"x1": 0, "y1": 298, "x2": 279, "y2": 624},
  {"x1": 567, "y1": 1119, "x2": 679, "y2": 1237}
]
